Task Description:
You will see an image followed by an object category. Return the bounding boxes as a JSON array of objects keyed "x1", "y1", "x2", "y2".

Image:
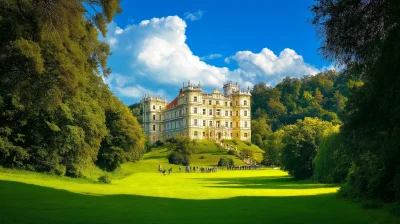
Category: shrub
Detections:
[
  {"x1": 168, "y1": 151, "x2": 190, "y2": 166},
  {"x1": 154, "y1": 140, "x2": 164, "y2": 147},
  {"x1": 361, "y1": 200, "x2": 382, "y2": 210},
  {"x1": 218, "y1": 157, "x2": 234, "y2": 167},
  {"x1": 244, "y1": 141, "x2": 252, "y2": 146},
  {"x1": 98, "y1": 175, "x2": 111, "y2": 184}
]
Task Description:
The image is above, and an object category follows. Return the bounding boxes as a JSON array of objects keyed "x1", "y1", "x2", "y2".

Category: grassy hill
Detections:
[
  {"x1": 223, "y1": 139, "x2": 265, "y2": 162},
  {"x1": 0, "y1": 144, "x2": 399, "y2": 224}
]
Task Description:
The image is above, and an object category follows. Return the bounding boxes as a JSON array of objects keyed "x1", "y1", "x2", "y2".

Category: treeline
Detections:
[{"x1": 0, "y1": 0, "x2": 146, "y2": 177}]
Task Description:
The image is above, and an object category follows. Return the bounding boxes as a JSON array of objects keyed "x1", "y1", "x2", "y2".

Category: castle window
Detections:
[
  {"x1": 245, "y1": 121, "x2": 248, "y2": 128},
  {"x1": 230, "y1": 122, "x2": 232, "y2": 127},
  {"x1": 230, "y1": 102, "x2": 232, "y2": 106},
  {"x1": 225, "y1": 102, "x2": 228, "y2": 106},
  {"x1": 186, "y1": 97, "x2": 188, "y2": 102},
  {"x1": 216, "y1": 100, "x2": 219, "y2": 105},
  {"x1": 209, "y1": 121, "x2": 213, "y2": 126},
  {"x1": 194, "y1": 107, "x2": 198, "y2": 114},
  {"x1": 216, "y1": 109, "x2": 221, "y2": 116},
  {"x1": 159, "y1": 106, "x2": 162, "y2": 110},
  {"x1": 225, "y1": 121, "x2": 228, "y2": 127},
  {"x1": 230, "y1": 133, "x2": 233, "y2": 137},
  {"x1": 244, "y1": 111, "x2": 248, "y2": 116},
  {"x1": 203, "y1": 120, "x2": 206, "y2": 126},
  {"x1": 209, "y1": 109, "x2": 212, "y2": 115},
  {"x1": 230, "y1": 111, "x2": 232, "y2": 116},
  {"x1": 153, "y1": 105, "x2": 155, "y2": 110},
  {"x1": 203, "y1": 109, "x2": 206, "y2": 115},
  {"x1": 236, "y1": 111, "x2": 239, "y2": 116},
  {"x1": 153, "y1": 115, "x2": 156, "y2": 120},
  {"x1": 203, "y1": 132, "x2": 206, "y2": 137},
  {"x1": 216, "y1": 121, "x2": 220, "y2": 128},
  {"x1": 225, "y1": 111, "x2": 228, "y2": 116},
  {"x1": 185, "y1": 108, "x2": 188, "y2": 113},
  {"x1": 194, "y1": 96, "x2": 198, "y2": 102},
  {"x1": 209, "y1": 100, "x2": 212, "y2": 105},
  {"x1": 194, "y1": 119, "x2": 198, "y2": 126},
  {"x1": 244, "y1": 100, "x2": 247, "y2": 106},
  {"x1": 194, "y1": 131, "x2": 198, "y2": 136},
  {"x1": 244, "y1": 133, "x2": 248, "y2": 137},
  {"x1": 152, "y1": 125, "x2": 156, "y2": 131}
]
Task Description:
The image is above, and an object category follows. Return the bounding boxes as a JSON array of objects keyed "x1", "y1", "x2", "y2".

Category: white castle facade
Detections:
[{"x1": 141, "y1": 81, "x2": 251, "y2": 143}]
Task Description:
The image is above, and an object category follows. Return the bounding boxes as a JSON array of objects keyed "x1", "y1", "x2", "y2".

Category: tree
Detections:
[
  {"x1": 0, "y1": 0, "x2": 145, "y2": 177},
  {"x1": 280, "y1": 118, "x2": 337, "y2": 179},
  {"x1": 312, "y1": 0, "x2": 400, "y2": 201}
]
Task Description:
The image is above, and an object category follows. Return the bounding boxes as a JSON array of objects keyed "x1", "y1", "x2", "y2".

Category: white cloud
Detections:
[
  {"x1": 200, "y1": 54, "x2": 223, "y2": 60},
  {"x1": 227, "y1": 48, "x2": 320, "y2": 85},
  {"x1": 184, "y1": 10, "x2": 204, "y2": 21},
  {"x1": 104, "y1": 16, "x2": 323, "y2": 99}
]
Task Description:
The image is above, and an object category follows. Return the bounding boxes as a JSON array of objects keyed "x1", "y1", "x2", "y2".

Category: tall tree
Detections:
[{"x1": 312, "y1": 0, "x2": 400, "y2": 201}]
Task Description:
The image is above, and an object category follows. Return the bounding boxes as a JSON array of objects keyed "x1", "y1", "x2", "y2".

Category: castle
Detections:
[{"x1": 141, "y1": 81, "x2": 251, "y2": 143}]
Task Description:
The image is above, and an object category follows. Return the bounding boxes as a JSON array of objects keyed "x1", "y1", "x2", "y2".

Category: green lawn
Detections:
[{"x1": 0, "y1": 148, "x2": 399, "y2": 224}]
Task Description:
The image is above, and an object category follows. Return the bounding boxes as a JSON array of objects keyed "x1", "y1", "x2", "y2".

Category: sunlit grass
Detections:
[{"x1": 0, "y1": 147, "x2": 399, "y2": 224}]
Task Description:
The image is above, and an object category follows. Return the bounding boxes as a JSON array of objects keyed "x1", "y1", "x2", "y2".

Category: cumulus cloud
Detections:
[
  {"x1": 227, "y1": 48, "x2": 320, "y2": 85},
  {"x1": 200, "y1": 54, "x2": 223, "y2": 60},
  {"x1": 104, "y1": 15, "x2": 323, "y2": 99},
  {"x1": 184, "y1": 10, "x2": 204, "y2": 21}
]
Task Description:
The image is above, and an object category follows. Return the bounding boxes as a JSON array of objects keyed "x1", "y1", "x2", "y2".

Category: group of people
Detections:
[
  {"x1": 226, "y1": 165, "x2": 263, "y2": 170},
  {"x1": 158, "y1": 164, "x2": 265, "y2": 174},
  {"x1": 158, "y1": 165, "x2": 172, "y2": 175},
  {"x1": 158, "y1": 165, "x2": 219, "y2": 174}
]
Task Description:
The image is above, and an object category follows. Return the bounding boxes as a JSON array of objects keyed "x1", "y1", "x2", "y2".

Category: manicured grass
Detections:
[
  {"x1": 0, "y1": 150, "x2": 399, "y2": 224},
  {"x1": 223, "y1": 139, "x2": 265, "y2": 162}
]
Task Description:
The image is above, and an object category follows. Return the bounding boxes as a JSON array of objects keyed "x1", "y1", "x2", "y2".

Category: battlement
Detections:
[
  {"x1": 182, "y1": 80, "x2": 202, "y2": 92},
  {"x1": 142, "y1": 93, "x2": 168, "y2": 103}
]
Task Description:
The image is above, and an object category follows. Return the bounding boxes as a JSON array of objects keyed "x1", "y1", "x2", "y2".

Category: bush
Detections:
[
  {"x1": 98, "y1": 175, "x2": 111, "y2": 184},
  {"x1": 154, "y1": 140, "x2": 164, "y2": 147},
  {"x1": 218, "y1": 157, "x2": 234, "y2": 167},
  {"x1": 168, "y1": 151, "x2": 190, "y2": 166},
  {"x1": 244, "y1": 141, "x2": 252, "y2": 146}
]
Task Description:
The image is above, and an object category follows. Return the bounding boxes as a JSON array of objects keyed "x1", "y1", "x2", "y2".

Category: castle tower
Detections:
[{"x1": 142, "y1": 94, "x2": 168, "y2": 143}]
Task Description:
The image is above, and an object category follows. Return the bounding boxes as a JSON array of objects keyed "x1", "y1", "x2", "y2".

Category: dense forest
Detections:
[
  {"x1": 251, "y1": 0, "x2": 400, "y2": 205},
  {"x1": 0, "y1": 0, "x2": 146, "y2": 177}
]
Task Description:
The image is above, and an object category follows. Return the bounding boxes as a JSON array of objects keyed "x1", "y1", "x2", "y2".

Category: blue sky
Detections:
[{"x1": 103, "y1": 0, "x2": 333, "y2": 105}]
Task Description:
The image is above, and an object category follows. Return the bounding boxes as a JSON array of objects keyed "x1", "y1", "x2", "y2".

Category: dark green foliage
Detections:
[
  {"x1": 154, "y1": 140, "x2": 164, "y2": 147},
  {"x1": 312, "y1": 0, "x2": 400, "y2": 202},
  {"x1": 168, "y1": 151, "x2": 190, "y2": 166},
  {"x1": 167, "y1": 136, "x2": 193, "y2": 166},
  {"x1": 313, "y1": 131, "x2": 350, "y2": 183},
  {"x1": 280, "y1": 118, "x2": 336, "y2": 179},
  {"x1": 218, "y1": 157, "x2": 234, "y2": 167},
  {"x1": 0, "y1": 0, "x2": 145, "y2": 176},
  {"x1": 98, "y1": 175, "x2": 112, "y2": 184},
  {"x1": 227, "y1": 150, "x2": 235, "y2": 155}
]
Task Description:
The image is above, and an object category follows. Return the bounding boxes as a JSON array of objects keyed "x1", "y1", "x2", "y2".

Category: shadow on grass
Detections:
[
  {"x1": 0, "y1": 180, "x2": 397, "y2": 224},
  {"x1": 197, "y1": 176, "x2": 340, "y2": 189}
]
